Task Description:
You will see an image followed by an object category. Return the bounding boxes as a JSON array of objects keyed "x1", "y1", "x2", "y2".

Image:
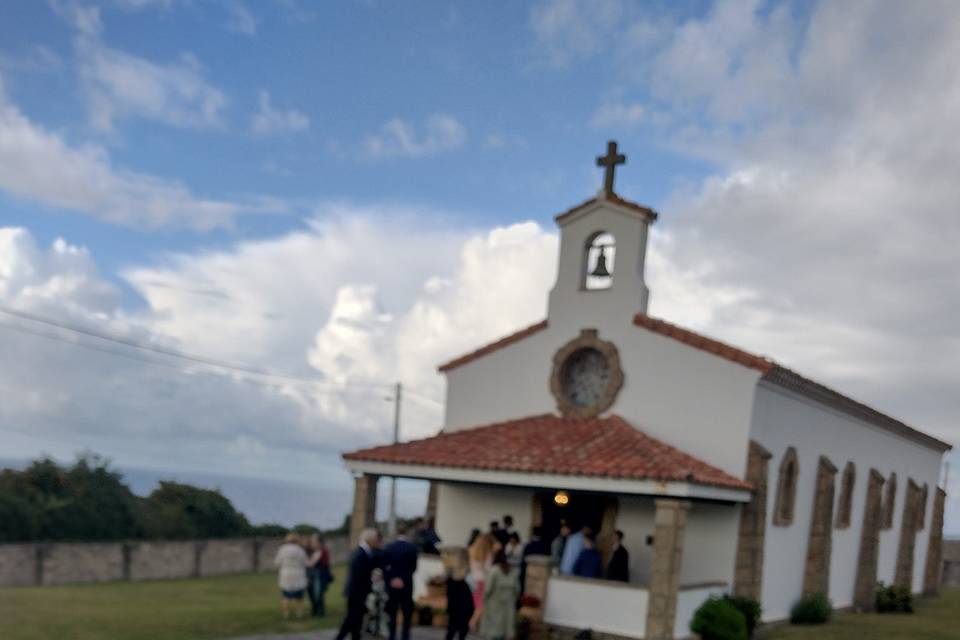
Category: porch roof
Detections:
[{"x1": 343, "y1": 414, "x2": 752, "y2": 499}]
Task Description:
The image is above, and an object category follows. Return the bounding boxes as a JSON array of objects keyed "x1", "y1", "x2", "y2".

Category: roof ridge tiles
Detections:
[{"x1": 343, "y1": 413, "x2": 752, "y2": 491}]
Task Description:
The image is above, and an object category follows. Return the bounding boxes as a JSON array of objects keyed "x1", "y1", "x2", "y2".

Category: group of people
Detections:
[
  {"x1": 336, "y1": 519, "x2": 522, "y2": 640},
  {"x1": 550, "y1": 519, "x2": 630, "y2": 582},
  {"x1": 335, "y1": 525, "x2": 426, "y2": 640},
  {"x1": 297, "y1": 514, "x2": 631, "y2": 640},
  {"x1": 273, "y1": 532, "x2": 335, "y2": 620}
]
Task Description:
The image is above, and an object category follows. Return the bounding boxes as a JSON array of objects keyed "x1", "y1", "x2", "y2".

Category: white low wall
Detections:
[
  {"x1": 412, "y1": 554, "x2": 445, "y2": 599},
  {"x1": 545, "y1": 575, "x2": 648, "y2": 639},
  {"x1": 673, "y1": 583, "x2": 728, "y2": 640}
]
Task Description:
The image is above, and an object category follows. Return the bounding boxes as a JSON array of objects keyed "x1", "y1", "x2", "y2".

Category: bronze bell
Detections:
[{"x1": 590, "y1": 247, "x2": 611, "y2": 278}]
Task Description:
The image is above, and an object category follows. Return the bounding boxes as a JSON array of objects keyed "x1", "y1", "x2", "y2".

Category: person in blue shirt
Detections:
[
  {"x1": 572, "y1": 531, "x2": 603, "y2": 579},
  {"x1": 559, "y1": 524, "x2": 589, "y2": 575}
]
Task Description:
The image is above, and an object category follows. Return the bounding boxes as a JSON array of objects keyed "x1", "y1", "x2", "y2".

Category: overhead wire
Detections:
[
  {"x1": 0, "y1": 304, "x2": 394, "y2": 391},
  {"x1": 0, "y1": 305, "x2": 445, "y2": 410}
]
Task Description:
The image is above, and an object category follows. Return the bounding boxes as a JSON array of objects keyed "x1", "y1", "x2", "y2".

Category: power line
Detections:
[
  {"x1": 0, "y1": 306, "x2": 445, "y2": 411},
  {"x1": 403, "y1": 387, "x2": 444, "y2": 408},
  {"x1": 0, "y1": 304, "x2": 393, "y2": 391},
  {"x1": 0, "y1": 320, "x2": 380, "y2": 398}
]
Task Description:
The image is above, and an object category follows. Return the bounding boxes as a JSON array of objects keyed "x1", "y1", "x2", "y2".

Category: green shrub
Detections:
[
  {"x1": 789, "y1": 592, "x2": 832, "y2": 624},
  {"x1": 723, "y1": 595, "x2": 762, "y2": 637},
  {"x1": 690, "y1": 596, "x2": 748, "y2": 640},
  {"x1": 875, "y1": 582, "x2": 913, "y2": 613}
]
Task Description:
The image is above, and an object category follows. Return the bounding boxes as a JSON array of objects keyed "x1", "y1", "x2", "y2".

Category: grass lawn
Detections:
[
  {"x1": 765, "y1": 588, "x2": 960, "y2": 639},
  {"x1": 0, "y1": 565, "x2": 346, "y2": 640}
]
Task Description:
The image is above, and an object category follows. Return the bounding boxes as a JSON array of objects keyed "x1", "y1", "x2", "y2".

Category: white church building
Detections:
[{"x1": 342, "y1": 143, "x2": 951, "y2": 639}]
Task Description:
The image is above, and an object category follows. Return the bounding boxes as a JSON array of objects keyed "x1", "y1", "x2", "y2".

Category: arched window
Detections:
[
  {"x1": 917, "y1": 483, "x2": 928, "y2": 530},
  {"x1": 583, "y1": 232, "x2": 615, "y2": 290},
  {"x1": 881, "y1": 472, "x2": 897, "y2": 530},
  {"x1": 773, "y1": 447, "x2": 799, "y2": 526},
  {"x1": 835, "y1": 461, "x2": 855, "y2": 529}
]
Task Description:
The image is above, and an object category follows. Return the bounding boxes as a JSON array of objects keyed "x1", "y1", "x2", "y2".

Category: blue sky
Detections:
[
  {"x1": 1, "y1": 0, "x2": 958, "y2": 531},
  {"x1": 1, "y1": 0, "x2": 714, "y2": 280}
]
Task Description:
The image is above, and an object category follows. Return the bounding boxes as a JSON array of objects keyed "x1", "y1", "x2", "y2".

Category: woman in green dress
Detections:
[{"x1": 481, "y1": 551, "x2": 520, "y2": 640}]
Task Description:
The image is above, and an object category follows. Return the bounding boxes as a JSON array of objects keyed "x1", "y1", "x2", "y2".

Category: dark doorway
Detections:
[{"x1": 537, "y1": 489, "x2": 606, "y2": 542}]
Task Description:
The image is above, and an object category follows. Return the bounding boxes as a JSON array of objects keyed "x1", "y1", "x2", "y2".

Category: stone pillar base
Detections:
[
  {"x1": 349, "y1": 473, "x2": 379, "y2": 547},
  {"x1": 645, "y1": 499, "x2": 691, "y2": 640}
]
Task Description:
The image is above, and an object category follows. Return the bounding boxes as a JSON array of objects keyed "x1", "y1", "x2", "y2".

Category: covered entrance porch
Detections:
[{"x1": 341, "y1": 414, "x2": 753, "y2": 639}]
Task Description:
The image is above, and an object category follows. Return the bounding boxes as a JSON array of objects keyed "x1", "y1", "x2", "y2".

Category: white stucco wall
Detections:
[
  {"x1": 681, "y1": 501, "x2": 740, "y2": 587},
  {"x1": 434, "y1": 482, "x2": 534, "y2": 547},
  {"x1": 751, "y1": 382, "x2": 945, "y2": 621},
  {"x1": 545, "y1": 575, "x2": 649, "y2": 639},
  {"x1": 616, "y1": 496, "x2": 738, "y2": 587},
  {"x1": 443, "y1": 314, "x2": 761, "y2": 479},
  {"x1": 674, "y1": 584, "x2": 728, "y2": 640},
  {"x1": 547, "y1": 199, "x2": 653, "y2": 325},
  {"x1": 442, "y1": 200, "x2": 763, "y2": 479},
  {"x1": 615, "y1": 496, "x2": 656, "y2": 585},
  {"x1": 412, "y1": 554, "x2": 445, "y2": 599}
]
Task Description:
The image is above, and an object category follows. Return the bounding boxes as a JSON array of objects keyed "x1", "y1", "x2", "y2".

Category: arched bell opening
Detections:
[{"x1": 583, "y1": 231, "x2": 615, "y2": 290}]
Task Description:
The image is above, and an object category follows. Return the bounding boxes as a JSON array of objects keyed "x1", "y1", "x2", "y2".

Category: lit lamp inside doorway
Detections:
[{"x1": 554, "y1": 490, "x2": 570, "y2": 506}]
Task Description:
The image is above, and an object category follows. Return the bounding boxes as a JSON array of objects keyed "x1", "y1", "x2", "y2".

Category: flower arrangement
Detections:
[{"x1": 519, "y1": 595, "x2": 542, "y2": 608}]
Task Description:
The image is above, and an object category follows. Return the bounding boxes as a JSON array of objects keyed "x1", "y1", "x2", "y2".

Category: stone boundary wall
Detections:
[{"x1": 0, "y1": 535, "x2": 349, "y2": 588}]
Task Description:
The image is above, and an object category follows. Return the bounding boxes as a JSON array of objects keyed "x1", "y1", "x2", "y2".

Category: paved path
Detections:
[{"x1": 229, "y1": 627, "x2": 480, "y2": 640}]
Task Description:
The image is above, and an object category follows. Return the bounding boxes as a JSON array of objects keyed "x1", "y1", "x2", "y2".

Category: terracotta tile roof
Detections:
[
  {"x1": 554, "y1": 193, "x2": 659, "y2": 224},
  {"x1": 762, "y1": 366, "x2": 952, "y2": 452},
  {"x1": 437, "y1": 320, "x2": 549, "y2": 373},
  {"x1": 343, "y1": 413, "x2": 752, "y2": 491},
  {"x1": 635, "y1": 314, "x2": 950, "y2": 451},
  {"x1": 632, "y1": 314, "x2": 776, "y2": 374}
]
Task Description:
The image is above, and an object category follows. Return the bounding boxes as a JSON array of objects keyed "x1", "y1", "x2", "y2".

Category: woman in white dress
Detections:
[{"x1": 274, "y1": 532, "x2": 309, "y2": 619}]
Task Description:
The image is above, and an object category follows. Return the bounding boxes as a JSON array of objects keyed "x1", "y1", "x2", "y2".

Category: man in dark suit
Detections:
[
  {"x1": 383, "y1": 525, "x2": 419, "y2": 640},
  {"x1": 606, "y1": 529, "x2": 630, "y2": 582},
  {"x1": 336, "y1": 528, "x2": 382, "y2": 640}
]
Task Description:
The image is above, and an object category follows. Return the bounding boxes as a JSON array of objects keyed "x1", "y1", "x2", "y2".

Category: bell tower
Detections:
[{"x1": 547, "y1": 141, "x2": 658, "y2": 329}]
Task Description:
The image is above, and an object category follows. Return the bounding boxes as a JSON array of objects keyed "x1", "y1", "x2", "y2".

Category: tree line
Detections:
[{"x1": 0, "y1": 455, "x2": 342, "y2": 543}]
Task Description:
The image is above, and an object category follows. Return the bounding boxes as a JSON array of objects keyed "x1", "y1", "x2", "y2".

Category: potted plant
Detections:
[
  {"x1": 426, "y1": 574, "x2": 447, "y2": 599},
  {"x1": 518, "y1": 595, "x2": 543, "y2": 622}
]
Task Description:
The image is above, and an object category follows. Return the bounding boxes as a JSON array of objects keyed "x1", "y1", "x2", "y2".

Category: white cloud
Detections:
[
  {"x1": 0, "y1": 227, "x2": 118, "y2": 314},
  {"x1": 225, "y1": 3, "x2": 257, "y2": 36},
  {"x1": 0, "y1": 79, "x2": 277, "y2": 229},
  {"x1": 362, "y1": 114, "x2": 467, "y2": 159},
  {"x1": 250, "y1": 90, "x2": 309, "y2": 135},
  {"x1": 50, "y1": 1, "x2": 227, "y2": 132},
  {"x1": 49, "y1": 0, "x2": 103, "y2": 37},
  {"x1": 530, "y1": 0, "x2": 960, "y2": 530},
  {"x1": 0, "y1": 211, "x2": 556, "y2": 485},
  {"x1": 79, "y1": 40, "x2": 227, "y2": 132},
  {"x1": 590, "y1": 101, "x2": 644, "y2": 128},
  {"x1": 0, "y1": 45, "x2": 63, "y2": 73},
  {"x1": 528, "y1": 0, "x2": 627, "y2": 67},
  {"x1": 113, "y1": 0, "x2": 174, "y2": 10}
]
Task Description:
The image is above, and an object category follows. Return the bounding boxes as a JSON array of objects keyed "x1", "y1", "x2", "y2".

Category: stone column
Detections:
[
  {"x1": 425, "y1": 481, "x2": 439, "y2": 523},
  {"x1": 530, "y1": 492, "x2": 543, "y2": 534},
  {"x1": 852, "y1": 469, "x2": 885, "y2": 611},
  {"x1": 734, "y1": 441, "x2": 771, "y2": 600},
  {"x1": 803, "y1": 456, "x2": 837, "y2": 597},
  {"x1": 922, "y1": 487, "x2": 947, "y2": 596},
  {"x1": 645, "y1": 499, "x2": 691, "y2": 640},
  {"x1": 524, "y1": 554, "x2": 552, "y2": 600},
  {"x1": 350, "y1": 473, "x2": 379, "y2": 547},
  {"x1": 597, "y1": 496, "x2": 620, "y2": 566},
  {"x1": 523, "y1": 555, "x2": 552, "y2": 640},
  {"x1": 894, "y1": 479, "x2": 921, "y2": 589}
]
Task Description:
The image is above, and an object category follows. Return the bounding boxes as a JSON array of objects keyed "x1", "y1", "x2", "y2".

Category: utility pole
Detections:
[{"x1": 387, "y1": 381, "x2": 401, "y2": 537}]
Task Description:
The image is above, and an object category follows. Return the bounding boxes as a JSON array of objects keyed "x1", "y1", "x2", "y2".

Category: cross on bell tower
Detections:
[{"x1": 596, "y1": 140, "x2": 626, "y2": 195}]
